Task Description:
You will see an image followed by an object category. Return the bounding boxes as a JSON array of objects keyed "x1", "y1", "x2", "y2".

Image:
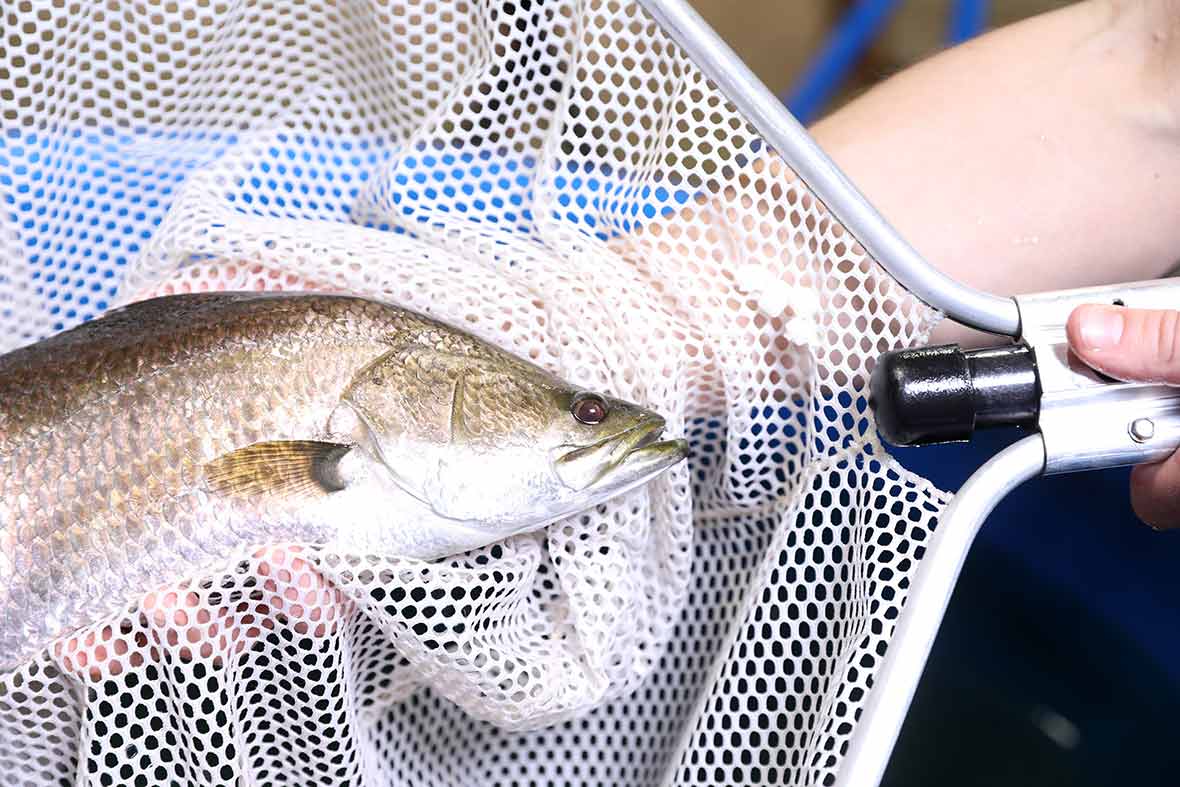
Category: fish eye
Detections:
[{"x1": 571, "y1": 393, "x2": 608, "y2": 425}]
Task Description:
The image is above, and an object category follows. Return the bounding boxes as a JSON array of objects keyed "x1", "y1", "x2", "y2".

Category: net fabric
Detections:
[{"x1": 0, "y1": 1, "x2": 950, "y2": 785}]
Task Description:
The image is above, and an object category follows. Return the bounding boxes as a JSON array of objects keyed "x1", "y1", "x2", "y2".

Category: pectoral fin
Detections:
[{"x1": 204, "y1": 440, "x2": 353, "y2": 500}]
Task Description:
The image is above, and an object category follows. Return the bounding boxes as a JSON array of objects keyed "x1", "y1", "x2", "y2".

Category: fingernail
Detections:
[{"x1": 1079, "y1": 306, "x2": 1124, "y2": 351}]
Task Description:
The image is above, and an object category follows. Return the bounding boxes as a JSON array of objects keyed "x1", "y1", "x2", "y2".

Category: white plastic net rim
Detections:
[{"x1": 0, "y1": 1, "x2": 949, "y2": 785}]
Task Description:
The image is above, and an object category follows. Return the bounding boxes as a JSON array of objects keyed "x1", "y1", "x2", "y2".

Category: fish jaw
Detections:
[
  {"x1": 597, "y1": 436, "x2": 690, "y2": 497},
  {"x1": 551, "y1": 415, "x2": 688, "y2": 494}
]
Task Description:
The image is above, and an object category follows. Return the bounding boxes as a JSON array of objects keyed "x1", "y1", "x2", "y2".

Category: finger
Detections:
[
  {"x1": 53, "y1": 623, "x2": 139, "y2": 681},
  {"x1": 51, "y1": 555, "x2": 343, "y2": 681},
  {"x1": 130, "y1": 260, "x2": 333, "y2": 302},
  {"x1": 252, "y1": 545, "x2": 346, "y2": 637},
  {"x1": 1130, "y1": 452, "x2": 1180, "y2": 530},
  {"x1": 1066, "y1": 305, "x2": 1180, "y2": 384}
]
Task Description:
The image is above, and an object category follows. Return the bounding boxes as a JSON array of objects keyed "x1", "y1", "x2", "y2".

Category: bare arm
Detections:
[{"x1": 811, "y1": 0, "x2": 1180, "y2": 346}]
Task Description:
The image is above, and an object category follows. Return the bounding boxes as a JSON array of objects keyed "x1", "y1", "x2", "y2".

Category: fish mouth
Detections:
[
  {"x1": 617, "y1": 418, "x2": 688, "y2": 475},
  {"x1": 554, "y1": 416, "x2": 689, "y2": 492}
]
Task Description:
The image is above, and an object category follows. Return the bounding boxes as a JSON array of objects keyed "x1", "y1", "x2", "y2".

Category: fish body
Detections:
[{"x1": 0, "y1": 293, "x2": 686, "y2": 671}]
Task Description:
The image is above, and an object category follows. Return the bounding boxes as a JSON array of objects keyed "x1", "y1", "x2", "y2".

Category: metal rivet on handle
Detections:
[{"x1": 1129, "y1": 418, "x2": 1156, "y2": 443}]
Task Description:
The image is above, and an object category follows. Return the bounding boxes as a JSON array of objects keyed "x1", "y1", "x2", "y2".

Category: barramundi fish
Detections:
[{"x1": 0, "y1": 292, "x2": 687, "y2": 671}]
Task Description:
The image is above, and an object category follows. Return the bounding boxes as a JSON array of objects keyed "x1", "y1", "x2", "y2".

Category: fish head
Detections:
[
  {"x1": 340, "y1": 341, "x2": 688, "y2": 530},
  {"x1": 544, "y1": 388, "x2": 687, "y2": 501}
]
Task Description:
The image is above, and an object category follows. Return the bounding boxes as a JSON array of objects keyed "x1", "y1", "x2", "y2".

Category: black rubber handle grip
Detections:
[{"x1": 870, "y1": 343, "x2": 1040, "y2": 447}]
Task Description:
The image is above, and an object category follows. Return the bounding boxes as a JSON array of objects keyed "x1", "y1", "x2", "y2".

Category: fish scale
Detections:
[{"x1": 0, "y1": 296, "x2": 402, "y2": 667}]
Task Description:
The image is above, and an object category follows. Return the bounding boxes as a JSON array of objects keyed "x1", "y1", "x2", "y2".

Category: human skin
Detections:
[
  {"x1": 812, "y1": 0, "x2": 1180, "y2": 527},
  {"x1": 1068, "y1": 304, "x2": 1180, "y2": 529}
]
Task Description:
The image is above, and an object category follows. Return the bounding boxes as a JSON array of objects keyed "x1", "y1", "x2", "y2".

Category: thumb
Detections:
[{"x1": 1066, "y1": 305, "x2": 1180, "y2": 384}]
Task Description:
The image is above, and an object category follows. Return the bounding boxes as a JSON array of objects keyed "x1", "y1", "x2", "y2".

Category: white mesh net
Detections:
[{"x1": 0, "y1": 1, "x2": 951, "y2": 784}]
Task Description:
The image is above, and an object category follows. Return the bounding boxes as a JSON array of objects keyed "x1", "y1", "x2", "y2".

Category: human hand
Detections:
[
  {"x1": 1067, "y1": 304, "x2": 1180, "y2": 529},
  {"x1": 53, "y1": 545, "x2": 346, "y2": 681}
]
